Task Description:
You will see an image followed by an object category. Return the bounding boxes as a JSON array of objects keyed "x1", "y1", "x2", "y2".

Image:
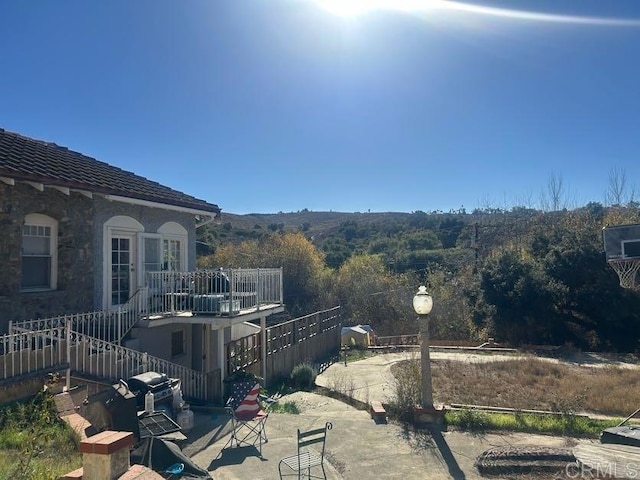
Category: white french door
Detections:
[{"x1": 109, "y1": 233, "x2": 137, "y2": 307}]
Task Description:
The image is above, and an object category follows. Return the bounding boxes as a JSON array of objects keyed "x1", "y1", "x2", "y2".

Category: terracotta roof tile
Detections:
[{"x1": 0, "y1": 128, "x2": 220, "y2": 215}]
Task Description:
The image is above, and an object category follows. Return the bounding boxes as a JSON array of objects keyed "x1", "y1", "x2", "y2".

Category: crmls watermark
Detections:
[{"x1": 565, "y1": 460, "x2": 640, "y2": 479}]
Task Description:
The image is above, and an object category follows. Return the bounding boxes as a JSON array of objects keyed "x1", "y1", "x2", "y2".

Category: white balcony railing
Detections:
[{"x1": 145, "y1": 268, "x2": 283, "y2": 317}]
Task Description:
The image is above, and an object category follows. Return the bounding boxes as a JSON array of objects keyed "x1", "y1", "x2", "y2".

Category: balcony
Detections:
[{"x1": 143, "y1": 268, "x2": 284, "y2": 322}]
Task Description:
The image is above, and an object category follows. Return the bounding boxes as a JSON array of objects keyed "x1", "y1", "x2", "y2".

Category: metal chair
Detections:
[{"x1": 279, "y1": 422, "x2": 332, "y2": 479}]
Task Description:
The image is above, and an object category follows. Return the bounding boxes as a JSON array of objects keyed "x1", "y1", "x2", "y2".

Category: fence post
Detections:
[
  {"x1": 65, "y1": 323, "x2": 71, "y2": 391},
  {"x1": 261, "y1": 315, "x2": 267, "y2": 385},
  {"x1": 117, "y1": 309, "x2": 122, "y2": 346},
  {"x1": 142, "y1": 352, "x2": 148, "y2": 372},
  {"x1": 256, "y1": 268, "x2": 261, "y2": 311},
  {"x1": 8, "y1": 321, "x2": 13, "y2": 353}
]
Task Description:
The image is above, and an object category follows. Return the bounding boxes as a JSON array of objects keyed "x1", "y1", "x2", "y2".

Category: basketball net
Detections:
[{"x1": 608, "y1": 258, "x2": 640, "y2": 290}]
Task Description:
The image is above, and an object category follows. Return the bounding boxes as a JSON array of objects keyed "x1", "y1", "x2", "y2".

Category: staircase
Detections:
[{"x1": 4, "y1": 302, "x2": 208, "y2": 403}]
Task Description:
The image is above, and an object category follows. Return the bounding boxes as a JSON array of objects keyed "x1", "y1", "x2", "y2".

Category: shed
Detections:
[{"x1": 341, "y1": 324, "x2": 375, "y2": 348}]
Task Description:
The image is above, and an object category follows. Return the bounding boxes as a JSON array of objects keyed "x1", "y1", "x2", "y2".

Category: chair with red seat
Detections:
[{"x1": 224, "y1": 381, "x2": 269, "y2": 457}]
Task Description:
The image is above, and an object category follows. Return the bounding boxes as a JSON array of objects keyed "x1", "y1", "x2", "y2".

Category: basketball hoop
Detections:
[{"x1": 608, "y1": 258, "x2": 640, "y2": 290}]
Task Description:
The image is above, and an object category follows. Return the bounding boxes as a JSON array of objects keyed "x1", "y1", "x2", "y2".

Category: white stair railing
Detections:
[
  {"x1": 10, "y1": 287, "x2": 149, "y2": 346},
  {"x1": 1, "y1": 326, "x2": 66, "y2": 381},
  {"x1": 3, "y1": 324, "x2": 207, "y2": 402},
  {"x1": 69, "y1": 330, "x2": 207, "y2": 400}
]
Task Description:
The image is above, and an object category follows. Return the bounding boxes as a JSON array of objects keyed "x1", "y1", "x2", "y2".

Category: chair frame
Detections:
[
  {"x1": 224, "y1": 381, "x2": 269, "y2": 457},
  {"x1": 279, "y1": 422, "x2": 333, "y2": 480}
]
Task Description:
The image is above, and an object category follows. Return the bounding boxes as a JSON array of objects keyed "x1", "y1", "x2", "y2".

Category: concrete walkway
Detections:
[
  {"x1": 182, "y1": 352, "x2": 583, "y2": 479},
  {"x1": 183, "y1": 392, "x2": 575, "y2": 480}
]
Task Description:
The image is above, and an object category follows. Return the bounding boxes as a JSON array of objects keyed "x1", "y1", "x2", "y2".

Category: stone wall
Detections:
[
  {"x1": 92, "y1": 198, "x2": 196, "y2": 309},
  {"x1": 0, "y1": 183, "x2": 94, "y2": 333}
]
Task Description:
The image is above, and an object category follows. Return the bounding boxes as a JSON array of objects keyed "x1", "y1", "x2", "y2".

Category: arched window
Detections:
[{"x1": 21, "y1": 213, "x2": 58, "y2": 291}]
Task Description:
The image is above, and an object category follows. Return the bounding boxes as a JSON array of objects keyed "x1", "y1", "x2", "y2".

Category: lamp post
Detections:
[{"x1": 413, "y1": 285, "x2": 434, "y2": 409}]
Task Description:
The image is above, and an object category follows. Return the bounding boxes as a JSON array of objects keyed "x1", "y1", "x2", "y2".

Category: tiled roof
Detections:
[{"x1": 0, "y1": 128, "x2": 220, "y2": 215}]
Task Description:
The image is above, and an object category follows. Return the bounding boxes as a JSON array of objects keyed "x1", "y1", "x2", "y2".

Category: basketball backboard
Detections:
[
  {"x1": 603, "y1": 224, "x2": 640, "y2": 261},
  {"x1": 603, "y1": 224, "x2": 640, "y2": 290}
]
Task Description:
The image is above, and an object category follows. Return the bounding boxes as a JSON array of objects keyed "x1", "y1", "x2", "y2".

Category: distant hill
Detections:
[{"x1": 214, "y1": 210, "x2": 416, "y2": 243}]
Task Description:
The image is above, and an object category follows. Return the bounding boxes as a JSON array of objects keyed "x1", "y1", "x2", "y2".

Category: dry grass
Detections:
[{"x1": 424, "y1": 358, "x2": 640, "y2": 417}]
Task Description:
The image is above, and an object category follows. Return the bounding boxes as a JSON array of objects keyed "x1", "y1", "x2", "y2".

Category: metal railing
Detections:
[
  {"x1": 1, "y1": 325, "x2": 207, "y2": 401},
  {"x1": 69, "y1": 330, "x2": 207, "y2": 400},
  {"x1": 5, "y1": 267, "x2": 283, "y2": 402},
  {"x1": 146, "y1": 268, "x2": 283, "y2": 316},
  {"x1": 1, "y1": 326, "x2": 66, "y2": 381},
  {"x1": 10, "y1": 287, "x2": 148, "y2": 346},
  {"x1": 11, "y1": 269, "x2": 283, "y2": 345}
]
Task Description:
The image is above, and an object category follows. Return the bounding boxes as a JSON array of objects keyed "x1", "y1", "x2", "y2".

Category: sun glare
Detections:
[
  {"x1": 315, "y1": 0, "x2": 431, "y2": 17},
  {"x1": 315, "y1": 0, "x2": 378, "y2": 17},
  {"x1": 313, "y1": 0, "x2": 640, "y2": 26}
]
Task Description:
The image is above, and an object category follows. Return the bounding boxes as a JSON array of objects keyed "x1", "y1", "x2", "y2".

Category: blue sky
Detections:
[{"x1": 2, "y1": 1, "x2": 640, "y2": 215}]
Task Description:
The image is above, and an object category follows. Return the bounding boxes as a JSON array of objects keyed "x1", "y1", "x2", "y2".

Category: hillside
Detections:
[
  {"x1": 216, "y1": 210, "x2": 414, "y2": 237},
  {"x1": 198, "y1": 204, "x2": 640, "y2": 351}
]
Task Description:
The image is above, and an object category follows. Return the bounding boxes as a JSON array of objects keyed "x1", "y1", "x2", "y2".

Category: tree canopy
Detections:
[{"x1": 198, "y1": 203, "x2": 640, "y2": 351}]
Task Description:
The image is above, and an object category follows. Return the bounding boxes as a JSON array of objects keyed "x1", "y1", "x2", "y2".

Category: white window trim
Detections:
[
  {"x1": 103, "y1": 216, "x2": 144, "y2": 310},
  {"x1": 162, "y1": 236, "x2": 186, "y2": 272},
  {"x1": 158, "y1": 222, "x2": 188, "y2": 272},
  {"x1": 21, "y1": 213, "x2": 58, "y2": 292}
]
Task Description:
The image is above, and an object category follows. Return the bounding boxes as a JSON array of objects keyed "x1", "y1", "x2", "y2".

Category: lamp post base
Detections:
[{"x1": 413, "y1": 405, "x2": 446, "y2": 426}]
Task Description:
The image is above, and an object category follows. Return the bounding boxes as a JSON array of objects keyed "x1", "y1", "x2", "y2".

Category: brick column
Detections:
[{"x1": 78, "y1": 431, "x2": 134, "y2": 480}]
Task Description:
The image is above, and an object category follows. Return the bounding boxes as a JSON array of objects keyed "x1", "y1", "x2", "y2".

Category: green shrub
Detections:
[
  {"x1": 0, "y1": 390, "x2": 81, "y2": 479},
  {"x1": 291, "y1": 363, "x2": 317, "y2": 391},
  {"x1": 269, "y1": 401, "x2": 301, "y2": 414},
  {"x1": 445, "y1": 410, "x2": 620, "y2": 438},
  {"x1": 448, "y1": 408, "x2": 489, "y2": 431}
]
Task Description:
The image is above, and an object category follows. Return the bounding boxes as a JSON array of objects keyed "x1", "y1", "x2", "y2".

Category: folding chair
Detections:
[
  {"x1": 224, "y1": 381, "x2": 269, "y2": 457},
  {"x1": 279, "y1": 422, "x2": 333, "y2": 480}
]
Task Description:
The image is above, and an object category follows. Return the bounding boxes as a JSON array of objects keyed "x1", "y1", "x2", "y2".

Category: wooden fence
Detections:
[
  {"x1": 226, "y1": 306, "x2": 341, "y2": 386},
  {"x1": 375, "y1": 334, "x2": 419, "y2": 347}
]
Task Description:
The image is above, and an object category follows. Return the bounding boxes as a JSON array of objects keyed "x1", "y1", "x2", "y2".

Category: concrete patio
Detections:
[{"x1": 180, "y1": 352, "x2": 583, "y2": 479}]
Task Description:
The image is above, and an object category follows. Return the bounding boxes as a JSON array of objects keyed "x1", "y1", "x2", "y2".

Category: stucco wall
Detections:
[
  {"x1": 131, "y1": 323, "x2": 194, "y2": 369},
  {"x1": 0, "y1": 183, "x2": 94, "y2": 332}
]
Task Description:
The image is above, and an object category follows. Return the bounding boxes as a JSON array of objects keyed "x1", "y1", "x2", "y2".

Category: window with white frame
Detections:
[
  {"x1": 158, "y1": 222, "x2": 187, "y2": 272},
  {"x1": 163, "y1": 238, "x2": 182, "y2": 271},
  {"x1": 21, "y1": 213, "x2": 58, "y2": 291}
]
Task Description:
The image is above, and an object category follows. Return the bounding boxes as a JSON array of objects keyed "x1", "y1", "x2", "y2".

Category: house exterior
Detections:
[{"x1": 0, "y1": 128, "x2": 284, "y2": 393}]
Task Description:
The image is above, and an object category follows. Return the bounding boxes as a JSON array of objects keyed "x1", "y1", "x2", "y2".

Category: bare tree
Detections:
[
  {"x1": 540, "y1": 172, "x2": 567, "y2": 211},
  {"x1": 605, "y1": 166, "x2": 628, "y2": 206},
  {"x1": 514, "y1": 189, "x2": 535, "y2": 210}
]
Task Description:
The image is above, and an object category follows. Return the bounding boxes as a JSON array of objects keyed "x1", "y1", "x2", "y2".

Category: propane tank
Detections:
[
  {"x1": 144, "y1": 391, "x2": 155, "y2": 413},
  {"x1": 177, "y1": 407, "x2": 194, "y2": 433}
]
